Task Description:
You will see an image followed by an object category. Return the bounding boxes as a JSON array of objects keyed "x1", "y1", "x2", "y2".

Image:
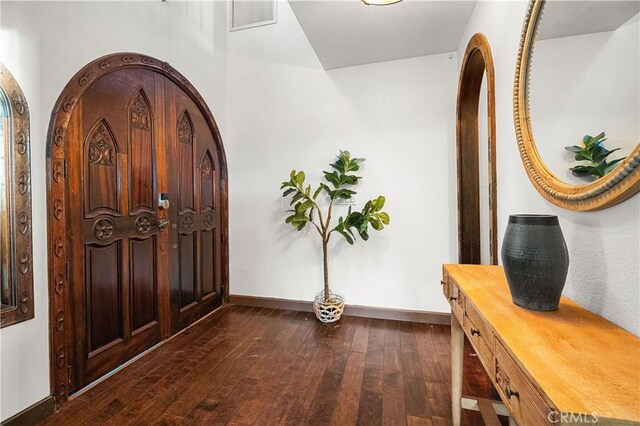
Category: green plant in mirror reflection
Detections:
[{"x1": 564, "y1": 132, "x2": 626, "y2": 179}]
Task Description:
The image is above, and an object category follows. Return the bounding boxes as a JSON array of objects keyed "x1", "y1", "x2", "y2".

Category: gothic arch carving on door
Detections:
[
  {"x1": 46, "y1": 53, "x2": 229, "y2": 404},
  {"x1": 456, "y1": 34, "x2": 498, "y2": 265}
]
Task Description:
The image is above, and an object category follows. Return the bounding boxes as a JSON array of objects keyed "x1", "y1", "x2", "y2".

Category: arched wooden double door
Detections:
[{"x1": 47, "y1": 54, "x2": 228, "y2": 399}]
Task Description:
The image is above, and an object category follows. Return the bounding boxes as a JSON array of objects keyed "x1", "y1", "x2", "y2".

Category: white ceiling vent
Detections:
[{"x1": 230, "y1": 0, "x2": 277, "y2": 31}]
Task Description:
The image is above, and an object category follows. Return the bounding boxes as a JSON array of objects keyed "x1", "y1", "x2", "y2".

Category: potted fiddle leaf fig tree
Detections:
[{"x1": 280, "y1": 151, "x2": 390, "y2": 323}]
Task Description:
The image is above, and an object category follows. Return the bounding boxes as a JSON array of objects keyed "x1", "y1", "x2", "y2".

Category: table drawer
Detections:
[
  {"x1": 495, "y1": 340, "x2": 554, "y2": 426},
  {"x1": 441, "y1": 269, "x2": 451, "y2": 299},
  {"x1": 464, "y1": 301, "x2": 494, "y2": 376},
  {"x1": 448, "y1": 281, "x2": 465, "y2": 325}
]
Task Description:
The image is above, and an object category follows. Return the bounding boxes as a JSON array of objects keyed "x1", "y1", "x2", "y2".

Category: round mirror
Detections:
[{"x1": 514, "y1": 0, "x2": 640, "y2": 211}]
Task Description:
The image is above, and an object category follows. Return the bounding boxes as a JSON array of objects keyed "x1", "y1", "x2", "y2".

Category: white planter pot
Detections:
[{"x1": 313, "y1": 291, "x2": 345, "y2": 323}]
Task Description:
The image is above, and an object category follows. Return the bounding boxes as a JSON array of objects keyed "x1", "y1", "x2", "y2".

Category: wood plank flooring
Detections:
[{"x1": 41, "y1": 305, "x2": 500, "y2": 425}]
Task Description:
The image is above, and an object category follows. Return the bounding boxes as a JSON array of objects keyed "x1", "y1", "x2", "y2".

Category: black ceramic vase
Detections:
[{"x1": 501, "y1": 215, "x2": 569, "y2": 311}]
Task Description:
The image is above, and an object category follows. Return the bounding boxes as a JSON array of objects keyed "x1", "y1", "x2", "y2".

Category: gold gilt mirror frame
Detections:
[
  {"x1": 514, "y1": 0, "x2": 640, "y2": 211},
  {"x1": 0, "y1": 62, "x2": 34, "y2": 328}
]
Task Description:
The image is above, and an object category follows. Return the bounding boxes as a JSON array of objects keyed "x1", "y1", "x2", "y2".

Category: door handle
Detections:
[
  {"x1": 158, "y1": 219, "x2": 170, "y2": 230},
  {"x1": 158, "y1": 193, "x2": 170, "y2": 210}
]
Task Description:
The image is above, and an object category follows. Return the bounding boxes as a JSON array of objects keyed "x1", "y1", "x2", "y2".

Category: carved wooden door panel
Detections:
[
  {"x1": 65, "y1": 66, "x2": 223, "y2": 393},
  {"x1": 48, "y1": 53, "x2": 228, "y2": 402},
  {"x1": 166, "y1": 79, "x2": 222, "y2": 333},
  {"x1": 68, "y1": 68, "x2": 168, "y2": 391}
]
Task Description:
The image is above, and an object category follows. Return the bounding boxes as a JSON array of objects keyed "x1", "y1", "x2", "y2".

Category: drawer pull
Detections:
[
  {"x1": 440, "y1": 280, "x2": 445, "y2": 286},
  {"x1": 449, "y1": 296, "x2": 457, "y2": 301},
  {"x1": 505, "y1": 385, "x2": 519, "y2": 400},
  {"x1": 471, "y1": 328, "x2": 480, "y2": 336}
]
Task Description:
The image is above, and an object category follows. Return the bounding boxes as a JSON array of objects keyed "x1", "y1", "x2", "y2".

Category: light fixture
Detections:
[{"x1": 361, "y1": 0, "x2": 403, "y2": 5}]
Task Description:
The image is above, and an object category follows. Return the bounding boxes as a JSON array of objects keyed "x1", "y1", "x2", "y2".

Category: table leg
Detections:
[{"x1": 451, "y1": 312, "x2": 464, "y2": 426}]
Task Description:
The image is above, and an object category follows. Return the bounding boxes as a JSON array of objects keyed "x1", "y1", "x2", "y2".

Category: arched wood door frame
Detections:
[
  {"x1": 46, "y1": 53, "x2": 229, "y2": 405},
  {"x1": 456, "y1": 33, "x2": 498, "y2": 265}
]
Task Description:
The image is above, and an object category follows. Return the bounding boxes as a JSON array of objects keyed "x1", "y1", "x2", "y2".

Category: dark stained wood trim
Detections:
[
  {"x1": 229, "y1": 295, "x2": 313, "y2": 313},
  {"x1": 345, "y1": 304, "x2": 450, "y2": 325},
  {"x1": 0, "y1": 396, "x2": 55, "y2": 426},
  {"x1": 229, "y1": 295, "x2": 451, "y2": 325},
  {"x1": 0, "y1": 63, "x2": 35, "y2": 328},
  {"x1": 45, "y1": 52, "x2": 229, "y2": 406},
  {"x1": 456, "y1": 33, "x2": 498, "y2": 265}
]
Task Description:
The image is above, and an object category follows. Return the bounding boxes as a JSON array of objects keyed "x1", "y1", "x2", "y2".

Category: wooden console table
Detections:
[{"x1": 442, "y1": 264, "x2": 640, "y2": 426}]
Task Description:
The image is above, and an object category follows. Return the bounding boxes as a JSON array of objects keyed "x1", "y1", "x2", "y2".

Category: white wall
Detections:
[
  {"x1": 227, "y1": 0, "x2": 458, "y2": 313},
  {"x1": 228, "y1": 0, "x2": 640, "y2": 337},
  {"x1": 0, "y1": 1, "x2": 228, "y2": 420},
  {"x1": 457, "y1": 0, "x2": 640, "y2": 336}
]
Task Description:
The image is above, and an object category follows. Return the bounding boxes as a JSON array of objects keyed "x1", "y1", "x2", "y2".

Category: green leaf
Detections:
[
  {"x1": 299, "y1": 200, "x2": 315, "y2": 212},
  {"x1": 333, "y1": 189, "x2": 356, "y2": 200},
  {"x1": 295, "y1": 171, "x2": 305, "y2": 186},
  {"x1": 313, "y1": 185, "x2": 323, "y2": 199},
  {"x1": 345, "y1": 175, "x2": 359, "y2": 186},
  {"x1": 378, "y1": 212, "x2": 390, "y2": 224},
  {"x1": 569, "y1": 165, "x2": 594, "y2": 177},
  {"x1": 323, "y1": 171, "x2": 340, "y2": 188},
  {"x1": 289, "y1": 192, "x2": 304, "y2": 205},
  {"x1": 574, "y1": 152, "x2": 591, "y2": 162},
  {"x1": 594, "y1": 147, "x2": 620, "y2": 163},
  {"x1": 338, "y1": 229, "x2": 354, "y2": 245},
  {"x1": 604, "y1": 156, "x2": 625, "y2": 172}
]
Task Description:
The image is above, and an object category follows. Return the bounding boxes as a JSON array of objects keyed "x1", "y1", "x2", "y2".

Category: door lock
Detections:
[
  {"x1": 158, "y1": 219, "x2": 170, "y2": 230},
  {"x1": 158, "y1": 193, "x2": 170, "y2": 210}
]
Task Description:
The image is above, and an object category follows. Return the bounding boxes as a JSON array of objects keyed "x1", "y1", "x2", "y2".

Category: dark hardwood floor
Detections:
[{"x1": 41, "y1": 305, "x2": 499, "y2": 425}]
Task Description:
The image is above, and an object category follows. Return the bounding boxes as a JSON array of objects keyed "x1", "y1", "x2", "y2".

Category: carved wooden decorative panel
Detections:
[
  {"x1": 85, "y1": 120, "x2": 119, "y2": 216},
  {"x1": 178, "y1": 110, "x2": 195, "y2": 213},
  {"x1": 200, "y1": 150, "x2": 215, "y2": 211},
  {"x1": 47, "y1": 53, "x2": 229, "y2": 403},
  {"x1": 129, "y1": 89, "x2": 154, "y2": 214},
  {"x1": 177, "y1": 111, "x2": 193, "y2": 145},
  {"x1": 0, "y1": 62, "x2": 35, "y2": 328}
]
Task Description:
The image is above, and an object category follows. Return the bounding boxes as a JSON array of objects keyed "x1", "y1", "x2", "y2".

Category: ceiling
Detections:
[
  {"x1": 538, "y1": 1, "x2": 640, "y2": 40},
  {"x1": 288, "y1": 0, "x2": 477, "y2": 70}
]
